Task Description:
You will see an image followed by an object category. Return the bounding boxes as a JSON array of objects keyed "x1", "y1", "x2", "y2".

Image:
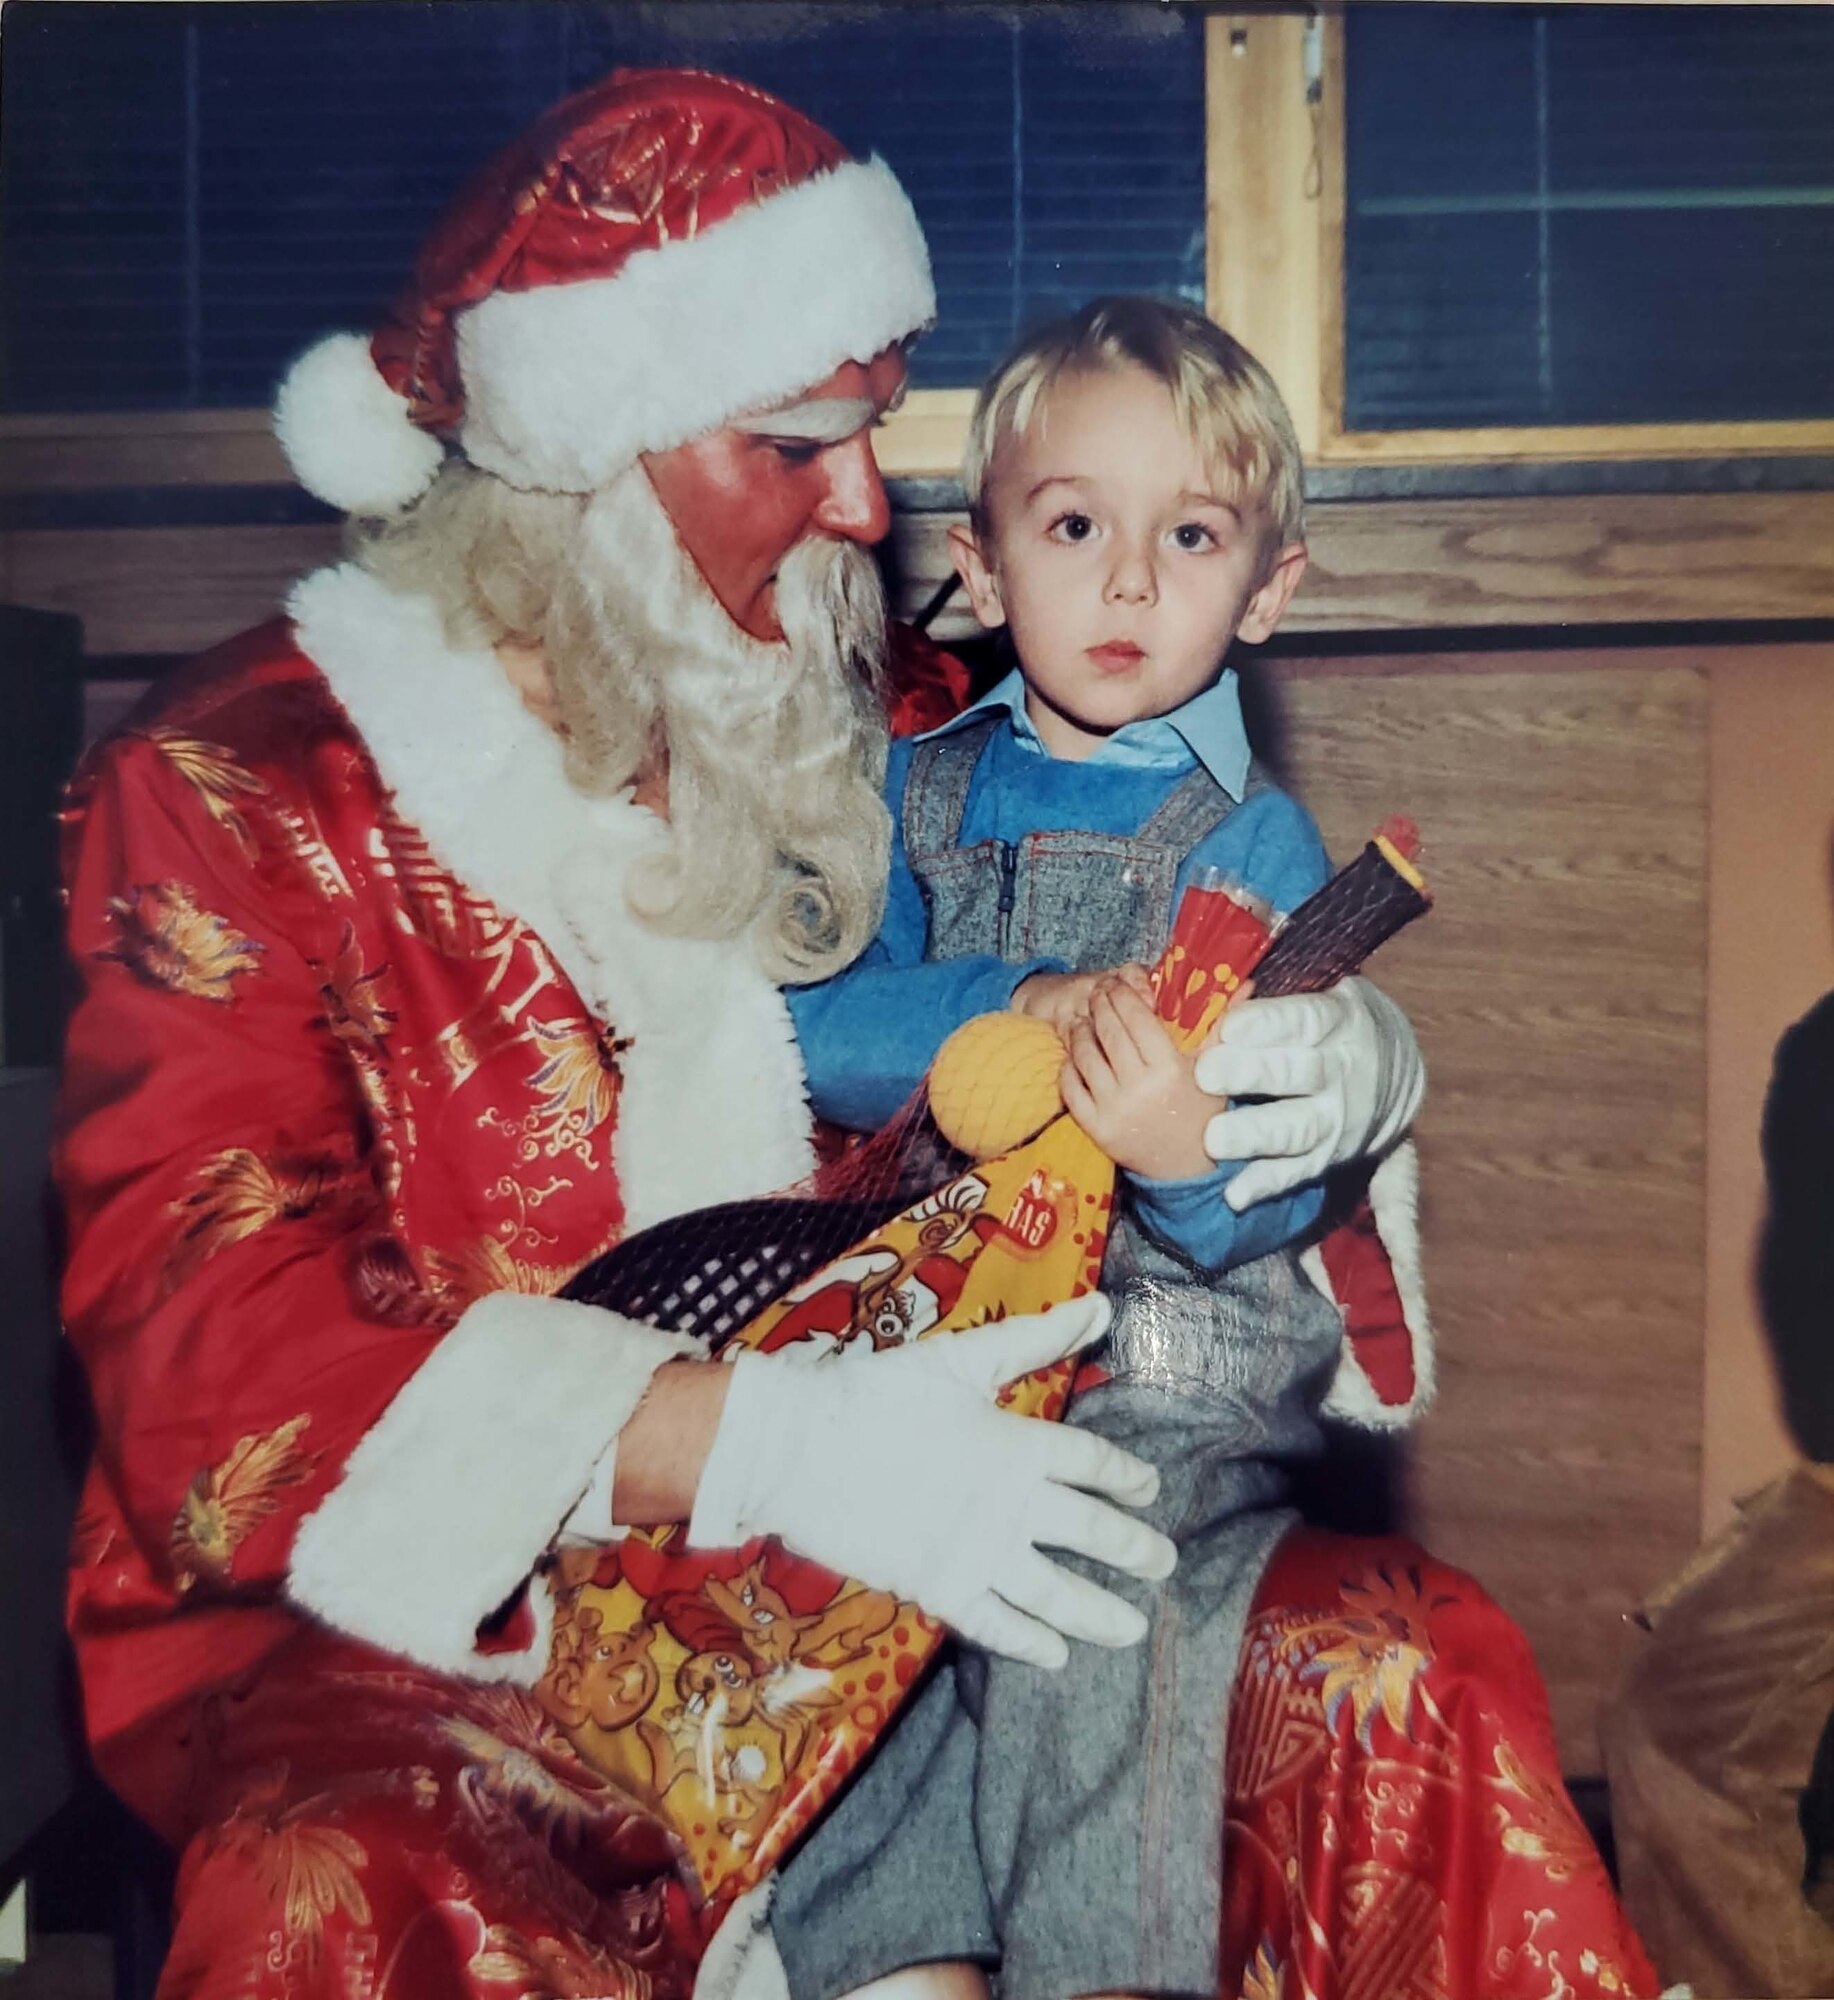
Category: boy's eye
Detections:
[
  {"x1": 765, "y1": 438, "x2": 823, "y2": 467},
  {"x1": 1049, "y1": 512, "x2": 1096, "y2": 544},
  {"x1": 1170, "y1": 522, "x2": 1215, "y2": 552}
]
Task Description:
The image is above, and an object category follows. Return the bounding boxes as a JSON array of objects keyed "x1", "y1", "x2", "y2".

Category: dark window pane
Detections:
[
  {"x1": 0, "y1": 7, "x2": 191, "y2": 406},
  {"x1": 1344, "y1": 4, "x2": 1834, "y2": 431},
  {"x1": 0, "y1": 1, "x2": 1205, "y2": 413},
  {"x1": 1552, "y1": 208, "x2": 1834, "y2": 423},
  {"x1": 1346, "y1": 214, "x2": 1543, "y2": 429}
]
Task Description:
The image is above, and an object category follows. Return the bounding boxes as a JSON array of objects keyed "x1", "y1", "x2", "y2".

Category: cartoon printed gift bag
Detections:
[{"x1": 547, "y1": 825, "x2": 1430, "y2": 1912}]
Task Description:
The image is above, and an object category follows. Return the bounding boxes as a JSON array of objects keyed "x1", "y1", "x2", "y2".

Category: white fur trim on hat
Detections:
[
  {"x1": 457, "y1": 155, "x2": 934, "y2": 493},
  {"x1": 274, "y1": 331, "x2": 446, "y2": 516}
]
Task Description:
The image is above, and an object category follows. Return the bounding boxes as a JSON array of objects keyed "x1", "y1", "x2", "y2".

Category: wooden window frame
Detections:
[{"x1": 1208, "y1": 10, "x2": 1834, "y2": 467}]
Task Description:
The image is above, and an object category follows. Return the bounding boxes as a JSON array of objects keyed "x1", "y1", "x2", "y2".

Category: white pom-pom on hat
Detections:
[{"x1": 274, "y1": 332, "x2": 445, "y2": 516}]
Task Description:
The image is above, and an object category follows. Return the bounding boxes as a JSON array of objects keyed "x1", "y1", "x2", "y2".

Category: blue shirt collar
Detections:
[{"x1": 920, "y1": 664, "x2": 1252, "y2": 801}]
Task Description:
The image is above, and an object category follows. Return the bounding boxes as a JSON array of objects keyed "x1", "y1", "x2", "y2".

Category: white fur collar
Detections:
[{"x1": 289, "y1": 562, "x2": 814, "y2": 1228}]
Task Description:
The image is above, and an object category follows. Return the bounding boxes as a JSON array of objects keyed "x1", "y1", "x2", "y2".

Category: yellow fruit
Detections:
[{"x1": 928, "y1": 1012, "x2": 1067, "y2": 1161}]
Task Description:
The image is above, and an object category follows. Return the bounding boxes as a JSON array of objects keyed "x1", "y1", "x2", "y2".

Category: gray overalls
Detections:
[{"x1": 771, "y1": 718, "x2": 1343, "y2": 2000}]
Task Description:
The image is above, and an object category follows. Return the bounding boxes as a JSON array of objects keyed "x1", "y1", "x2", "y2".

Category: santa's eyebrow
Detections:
[{"x1": 732, "y1": 396, "x2": 877, "y2": 443}]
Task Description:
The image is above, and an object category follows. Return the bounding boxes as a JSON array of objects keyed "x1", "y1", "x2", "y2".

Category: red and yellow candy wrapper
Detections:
[{"x1": 542, "y1": 827, "x2": 1429, "y2": 1913}]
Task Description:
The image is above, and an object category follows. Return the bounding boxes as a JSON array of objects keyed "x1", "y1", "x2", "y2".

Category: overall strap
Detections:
[
  {"x1": 1133, "y1": 753, "x2": 1273, "y2": 855},
  {"x1": 902, "y1": 713, "x2": 1003, "y2": 862},
  {"x1": 1133, "y1": 762, "x2": 1225, "y2": 854}
]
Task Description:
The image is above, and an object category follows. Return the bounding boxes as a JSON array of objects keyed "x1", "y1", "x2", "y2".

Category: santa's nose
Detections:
[{"x1": 812, "y1": 432, "x2": 892, "y2": 546}]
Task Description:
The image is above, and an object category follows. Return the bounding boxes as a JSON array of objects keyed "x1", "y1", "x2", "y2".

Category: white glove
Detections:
[
  {"x1": 689, "y1": 1295, "x2": 1176, "y2": 1670},
  {"x1": 1194, "y1": 976, "x2": 1425, "y2": 1213}
]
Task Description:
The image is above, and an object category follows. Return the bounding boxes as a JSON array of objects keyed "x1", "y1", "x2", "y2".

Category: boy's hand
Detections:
[
  {"x1": 1012, "y1": 962, "x2": 1152, "y2": 1038},
  {"x1": 1059, "y1": 980, "x2": 1212, "y2": 1181}
]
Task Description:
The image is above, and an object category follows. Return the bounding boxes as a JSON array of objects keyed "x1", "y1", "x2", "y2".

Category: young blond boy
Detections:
[{"x1": 776, "y1": 298, "x2": 1346, "y2": 2000}]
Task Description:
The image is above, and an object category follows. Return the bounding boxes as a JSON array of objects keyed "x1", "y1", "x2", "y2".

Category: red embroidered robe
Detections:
[{"x1": 57, "y1": 563, "x2": 1659, "y2": 1999}]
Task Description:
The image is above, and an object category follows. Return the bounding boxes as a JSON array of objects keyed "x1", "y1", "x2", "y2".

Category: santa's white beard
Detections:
[{"x1": 544, "y1": 465, "x2": 892, "y2": 982}]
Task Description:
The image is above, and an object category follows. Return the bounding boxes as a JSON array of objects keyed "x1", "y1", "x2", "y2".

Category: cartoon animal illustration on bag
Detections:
[
  {"x1": 759, "y1": 1172, "x2": 998, "y2": 1355},
  {"x1": 536, "y1": 1601, "x2": 661, "y2": 1733},
  {"x1": 634, "y1": 1558, "x2": 901, "y2": 1818}
]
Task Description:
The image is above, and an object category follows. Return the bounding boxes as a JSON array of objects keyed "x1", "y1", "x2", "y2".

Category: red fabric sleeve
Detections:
[{"x1": 58, "y1": 731, "x2": 448, "y2": 1609}]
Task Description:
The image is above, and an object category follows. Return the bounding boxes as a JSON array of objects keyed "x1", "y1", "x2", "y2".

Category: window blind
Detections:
[{"x1": 0, "y1": 2, "x2": 1206, "y2": 413}]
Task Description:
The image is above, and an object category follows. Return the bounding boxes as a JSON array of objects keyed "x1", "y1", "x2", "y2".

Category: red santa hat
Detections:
[{"x1": 273, "y1": 68, "x2": 936, "y2": 516}]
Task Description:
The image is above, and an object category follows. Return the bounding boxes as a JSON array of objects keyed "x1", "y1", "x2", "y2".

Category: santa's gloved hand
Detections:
[
  {"x1": 689, "y1": 1296, "x2": 1175, "y2": 1669},
  {"x1": 1194, "y1": 976, "x2": 1424, "y2": 1213}
]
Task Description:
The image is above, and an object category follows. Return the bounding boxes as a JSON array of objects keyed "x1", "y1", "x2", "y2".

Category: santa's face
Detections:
[{"x1": 643, "y1": 345, "x2": 907, "y2": 641}]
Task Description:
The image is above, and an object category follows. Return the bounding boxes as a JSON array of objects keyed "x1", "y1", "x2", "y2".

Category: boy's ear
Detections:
[
  {"x1": 1236, "y1": 543, "x2": 1308, "y2": 645},
  {"x1": 946, "y1": 521, "x2": 1007, "y2": 631}
]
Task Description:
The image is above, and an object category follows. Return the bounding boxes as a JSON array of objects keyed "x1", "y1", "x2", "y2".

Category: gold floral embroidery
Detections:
[
  {"x1": 168, "y1": 1147, "x2": 335, "y2": 1279},
  {"x1": 506, "y1": 1018, "x2": 619, "y2": 1161},
  {"x1": 1578, "y1": 1945, "x2": 1633, "y2": 1992},
  {"x1": 250, "y1": 1817, "x2": 370, "y2": 1942},
  {"x1": 98, "y1": 882, "x2": 264, "y2": 1000},
  {"x1": 318, "y1": 921, "x2": 396, "y2": 1053},
  {"x1": 424, "y1": 1235, "x2": 578, "y2": 1307},
  {"x1": 1490, "y1": 1739, "x2": 1602, "y2": 1884},
  {"x1": 469, "y1": 1921, "x2": 651, "y2": 1998},
  {"x1": 170, "y1": 1414, "x2": 316, "y2": 1592},
  {"x1": 1240, "y1": 1941, "x2": 1285, "y2": 2000},
  {"x1": 349, "y1": 1237, "x2": 445, "y2": 1328},
  {"x1": 147, "y1": 729, "x2": 269, "y2": 859},
  {"x1": 1284, "y1": 1563, "x2": 1453, "y2": 1750},
  {"x1": 348, "y1": 1233, "x2": 580, "y2": 1328}
]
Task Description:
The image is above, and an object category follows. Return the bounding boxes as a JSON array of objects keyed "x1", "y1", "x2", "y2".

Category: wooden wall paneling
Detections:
[
  {"x1": 0, "y1": 410, "x2": 291, "y2": 494},
  {"x1": 1259, "y1": 652, "x2": 1709, "y2": 1771},
  {"x1": 6, "y1": 491, "x2": 1834, "y2": 665},
  {"x1": 0, "y1": 523, "x2": 343, "y2": 659},
  {"x1": 1296, "y1": 492, "x2": 1834, "y2": 630},
  {"x1": 890, "y1": 493, "x2": 1834, "y2": 653}
]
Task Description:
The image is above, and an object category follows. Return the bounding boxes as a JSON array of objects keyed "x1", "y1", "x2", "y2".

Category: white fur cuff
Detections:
[
  {"x1": 288, "y1": 1292, "x2": 698, "y2": 1680},
  {"x1": 693, "y1": 1881, "x2": 787, "y2": 2000}
]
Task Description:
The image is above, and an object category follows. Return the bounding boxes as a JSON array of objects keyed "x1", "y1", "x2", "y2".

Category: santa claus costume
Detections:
[{"x1": 56, "y1": 66, "x2": 1660, "y2": 2000}]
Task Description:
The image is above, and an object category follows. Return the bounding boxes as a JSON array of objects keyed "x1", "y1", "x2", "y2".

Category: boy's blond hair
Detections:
[{"x1": 961, "y1": 295, "x2": 1305, "y2": 557}]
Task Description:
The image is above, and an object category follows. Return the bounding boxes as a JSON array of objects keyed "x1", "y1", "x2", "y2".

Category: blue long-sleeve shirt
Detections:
[{"x1": 788, "y1": 667, "x2": 1332, "y2": 1271}]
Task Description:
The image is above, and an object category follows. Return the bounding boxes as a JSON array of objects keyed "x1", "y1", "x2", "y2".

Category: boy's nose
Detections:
[
  {"x1": 1103, "y1": 544, "x2": 1157, "y2": 606},
  {"x1": 811, "y1": 433, "x2": 893, "y2": 546}
]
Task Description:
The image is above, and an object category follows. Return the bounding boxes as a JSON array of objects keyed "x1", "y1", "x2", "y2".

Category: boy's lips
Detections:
[{"x1": 1086, "y1": 641, "x2": 1145, "y2": 671}]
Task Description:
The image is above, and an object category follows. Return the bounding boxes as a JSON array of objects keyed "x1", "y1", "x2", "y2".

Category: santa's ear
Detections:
[{"x1": 947, "y1": 521, "x2": 1006, "y2": 631}]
